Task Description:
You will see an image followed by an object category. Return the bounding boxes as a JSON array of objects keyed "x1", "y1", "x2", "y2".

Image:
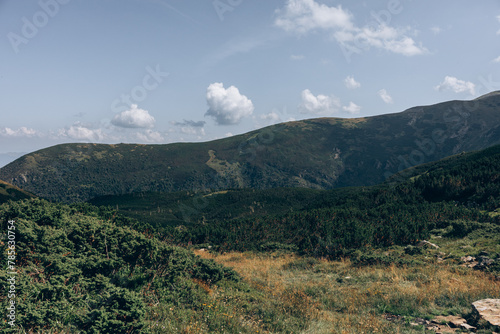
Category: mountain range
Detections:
[{"x1": 1, "y1": 93, "x2": 500, "y2": 203}]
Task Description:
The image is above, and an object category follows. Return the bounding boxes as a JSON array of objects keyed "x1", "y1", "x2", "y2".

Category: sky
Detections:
[{"x1": 1, "y1": 0, "x2": 500, "y2": 160}]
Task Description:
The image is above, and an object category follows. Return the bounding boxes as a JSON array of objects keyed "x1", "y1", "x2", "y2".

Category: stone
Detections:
[
  {"x1": 433, "y1": 315, "x2": 467, "y2": 328},
  {"x1": 460, "y1": 323, "x2": 476, "y2": 330},
  {"x1": 417, "y1": 240, "x2": 440, "y2": 249},
  {"x1": 461, "y1": 256, "x2": 475, "y2": 263},
  {"x1": 472, "y1": 299, "x2": 500, "y2": 328}
]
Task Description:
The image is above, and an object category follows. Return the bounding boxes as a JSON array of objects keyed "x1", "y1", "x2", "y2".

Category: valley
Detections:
[{"x1": 0, "y1": 94, "x2": 499, "y2": 333}]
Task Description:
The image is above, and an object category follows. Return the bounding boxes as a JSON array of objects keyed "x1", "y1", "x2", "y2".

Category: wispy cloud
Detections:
[
  {"x1": 275, "y1": 0, "x2": 427, "y2": 57},
  {"x1": 378, "y1": 89, "x2": 394, "y2": 104},
  {"x1": 344, "y1": 76, "x2": 361, "y2": 89},
  {"x1": 342, "y1": 102, "x2": 361, "y2": 114},
  {"x1": 430, "y1": 26, "x2": 442, "y2": 35},
  {"x1": 0, "y1": 127, "x2": 39, "y2": 138}
]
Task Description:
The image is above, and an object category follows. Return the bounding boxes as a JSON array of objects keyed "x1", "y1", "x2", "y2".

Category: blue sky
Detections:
[{"x1": 1, "y1": 0, "x2": 500, "y2": 157}]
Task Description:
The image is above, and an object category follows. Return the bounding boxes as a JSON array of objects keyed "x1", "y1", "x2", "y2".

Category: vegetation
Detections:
[
  {"x1": 0, "y1": 180, "x2": 33, "y2": 205},
  {"x1": 2, "y1": 198, "x2": 499, "y2": 333},
  {"x1": 92, "y1": 145, "x2": 500, "y2": 261},
  {"x1": 0, "y1": 199, "x2": 242, "y2": 333},
  {"x1": 0, "y1": 95, "x2": 499, "y2": 332},
  {"x1": 2, "y1": 95, "x2": 500, "y2": 203}
]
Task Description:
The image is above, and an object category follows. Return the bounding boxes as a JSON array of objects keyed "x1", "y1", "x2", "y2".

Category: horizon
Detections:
[
  {"x1": 1, "y1": 90, "x2": 499, "y2": 168},
  {"x1": 2, "y1": 0, "x2": 500, "y2": 157}
]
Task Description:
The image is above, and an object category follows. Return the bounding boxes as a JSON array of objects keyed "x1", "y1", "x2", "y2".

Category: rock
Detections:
[
  {"x1": 460, "y1": 323, "x2": 476, "y2": 331},
  {"x1": 417, "y1": 240, "x2": 440, "y2": 249},
  {"x1": 461, "y1": 256, "x2": 475, "y2": 263},
  {"x1": 472, "y1": 299, "x2": 500, "y2": 328},
  {"x1": 473, "y1": 256, "x2": 495, "y2": 270},
  {"x1": 433, "y1": 315, "x2": 467, "y2": 328}
]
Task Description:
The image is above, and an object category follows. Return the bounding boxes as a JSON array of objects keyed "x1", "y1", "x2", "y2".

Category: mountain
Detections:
[
  {"x1": 0, "y1": 179, "x2": 34, "y2": 204},
  {"x1": 161, "y1": 144, "x2": 500, "y2": 257},
  {"x1": 1, "y1": 93, "x2": 500, "y2": 203}
]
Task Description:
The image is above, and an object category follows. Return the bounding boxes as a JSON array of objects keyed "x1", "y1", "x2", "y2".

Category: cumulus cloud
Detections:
[
  {"x1": 1, "y1": 127, "x2": 38, "y2": 137},
  {"x1": 342, "y1": 102, "x2": 361, "y2": 114},
  {"x1": 275, "y1": 0, "x2": 427, "y2": 57},
  {"x1": 344, "y1": 76, "x2": 361, "y2": 89},
  {"x1": 378, "y1": 89, "x2": 394, "y2": 104},
  {"x1": 435, "y1": 76, "x2": 476, "y2": 95},
  {"x1": 63, "y1": 124, "x2": 105, "y2": 142},
  {"x1": 111, "y1": 104, "x2": 156, "y2": 128},
  {"x1": 299, "y1": 89, "x2": 341, "y2": 115},
  {"x1": 205, "y1": 82, "x2": 254, "y2": 125},
  {"x1": 494, "y1": 56, "x2": 500, "y2": 63}
]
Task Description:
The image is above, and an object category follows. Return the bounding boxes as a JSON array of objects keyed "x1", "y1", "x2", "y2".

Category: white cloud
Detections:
[
  {"x1": 344, "y1": 76, "x2": 361, "y2": 89},
  {"x1": 65, "y1": 124, "x2": 105, "y2": 142},
  {"x1": 493, "y1": 56, "x2": 500, "y2": 63},
  {"x1": 275, "y1": 0, "x2": 427, "y2": 57},
  {"x1": 205, "y1": 82, "x2": 254, "y2": 125},
  {"x1": 260, "y1": 111, "x2": 281, "y2": 123},
  {"x1": 435, "y1": 76, "x2": 476, "y2": 95},
  {"x1": 299, "y1": 89, "x2": 341, "y2": 115},
  {"x1": 111, "y1": 104, "x2": 156, "y2": 128},
  {"x1": 135, "y1": 130, "x2": 165, "y2": 143},
  {"x1": 378, "y1": 89, "x2": 394, "y2": 104},
  {"x1": 1, "y1": 127, "x2": 38, "y2": 137},
  {"x1": 275, "y1": 0, "x2": 354, "y2": 34},
  {"x1": 342, "y1": 102, "x2": 361, "y2": 114},
  {"x1": 290, "y1": 54, "x2": 305, "y2": 60}
]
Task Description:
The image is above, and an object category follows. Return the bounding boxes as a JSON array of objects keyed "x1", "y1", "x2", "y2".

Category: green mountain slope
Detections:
[
  {"x1": 2, "y1": 94, "x2": 500, "y2": 203},
  {"x1": 0, "y1": 179, "x2": 34, "y2": 204},
  {"x1": 88, "y1": 144, "x2": 500, "y2": 260},
  {"x1": 164, "y1": 143, "x2": 500, "y2": 258},
  {"x1": 0, "y1": 199, "x2": 244, "y2": 332}
]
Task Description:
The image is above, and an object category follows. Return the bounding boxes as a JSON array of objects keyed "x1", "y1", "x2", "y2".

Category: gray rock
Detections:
[{"x1": 472, "y1": 299, "x2": 500, "y2": 328}]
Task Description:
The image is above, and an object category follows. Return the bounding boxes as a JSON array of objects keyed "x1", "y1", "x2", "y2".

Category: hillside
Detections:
[
  {"x1": 2, "y1": 145, "x2": 499, "y2": 333},
  {"x1": 3, "y1": 198, "x2": 499, "y2": 333},
  {"x1": 1, "y1": 93, "x2": 500, "y2": 203},
  {"x1": 87, "y1": 144, "x2": 500, "y2": 262},
  {"x1": 0, "y1": 179, "x2": 34, "y2": 204}
]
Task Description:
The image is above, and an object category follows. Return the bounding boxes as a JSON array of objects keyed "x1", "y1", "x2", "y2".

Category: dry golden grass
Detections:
[{"x1": 195, "y1": 250, "x2": 500, "y2": 333}]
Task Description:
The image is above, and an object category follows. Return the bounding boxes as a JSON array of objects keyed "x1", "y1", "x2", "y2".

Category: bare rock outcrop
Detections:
[{"x1": 472, "y1": 299, "x2": 500, "y2": 329}]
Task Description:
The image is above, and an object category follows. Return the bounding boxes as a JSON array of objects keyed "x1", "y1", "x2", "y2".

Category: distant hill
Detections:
[
  {"x1": 1, "y1": 93, "x2": 500, "y2": 203},
  {"x1": 0, "y1": 179, "x2": 34, "y2": 204}
]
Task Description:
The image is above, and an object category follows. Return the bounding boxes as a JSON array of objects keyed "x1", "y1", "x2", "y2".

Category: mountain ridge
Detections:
[{"x1": 1, "y1": 94, "x2": 500, "y2": 203}]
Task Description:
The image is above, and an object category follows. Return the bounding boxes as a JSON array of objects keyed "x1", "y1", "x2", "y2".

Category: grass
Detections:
[
  {"x1": 191, "y1": 250, "x2": 500, "y2": 334},
  {"x1": 8, "y1": 247, "x2": 500, "y2": 333}
]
